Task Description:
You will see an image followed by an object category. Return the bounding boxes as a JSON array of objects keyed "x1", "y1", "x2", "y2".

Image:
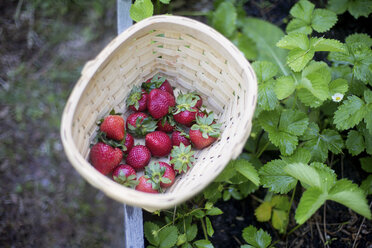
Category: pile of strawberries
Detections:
[{"x1": 89, "y1": 74, "x2": 221, "y2": 193}]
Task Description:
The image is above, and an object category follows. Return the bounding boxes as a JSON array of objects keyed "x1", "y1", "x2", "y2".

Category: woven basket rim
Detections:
[{"x1": 60, "y1": 15, "x2": 257, "y2": 211}]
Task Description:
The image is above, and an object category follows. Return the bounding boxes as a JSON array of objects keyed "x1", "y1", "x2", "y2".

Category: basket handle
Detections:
[{"x1": 81, "y1": 59, "x2": 97, "y2": 76}]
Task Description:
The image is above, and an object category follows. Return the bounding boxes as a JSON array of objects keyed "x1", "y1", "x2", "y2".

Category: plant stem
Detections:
[
  {"x1": 256, "y1": 141, "x2": 270, "y2": 158},
  {"x1": 285, "y1": 183, "x2": 297, "y2": 234},
  {"x1": 173, "y1": 11, "x2": 210, "y2": 16},
  {"x1": 287, "y1": 223, "x2": 303, "y2": 236},
  {"x1": 200, "y1": 217, "x2": 209, "y2": 241}
]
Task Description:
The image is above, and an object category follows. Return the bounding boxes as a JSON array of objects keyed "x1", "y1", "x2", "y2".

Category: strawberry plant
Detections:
[{"x1": 128, "y1": 0, "x2": 372, "y2": 246}]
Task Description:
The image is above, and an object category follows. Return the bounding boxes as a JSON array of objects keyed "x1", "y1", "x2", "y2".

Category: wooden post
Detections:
[{"x1": 117, "y1": 1, "x2": 144, "y2": 247}]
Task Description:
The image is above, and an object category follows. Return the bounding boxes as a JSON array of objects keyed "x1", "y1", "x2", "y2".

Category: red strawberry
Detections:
[
  {"x1": 90, "y1": 142, "x2": 123, "y2": 175},
  {"x1": 126, "y1": 112, "x2": 157, "y2": 137},
  {"x1": 171, "y1": 130, "x2": 191, "y2": 147},
  {"x1": 189, "y1": 113, "x2": 221, "y2": 149},
  {"x1": 126, "y1": 145, "x2": 151, "y2": 171},
  {"x1": 123, "y1": 133, "x2": 134, "y2": 154},
  {"x1": 173, "y1": 93, "x2": 199, "y2": 127},
  {"x1": 112, "y1": 164, "x2": 138, "y2": 187},
  {"x1": 126, "y1": 85, "x2": 148, "y2": 112},
  {"x1": 145, "y1": 131, "x2": 172, "y2": 157},
  {"x1": 170, "y1": 143, "x2": 195, "y2": 174},
  {"x1": 145, "y1": 162, "x2": 175, "y2": 189},
  {"x1": 147, "y1": 89, "x2": 175, "y2": 119},
  {"x1": 135, "y1": 176, "x2": 159, "y2": 194},
  {"x1": 156, "y1": 115, "x2": 175, "y2": 133},
  {"x1": 100, "y1": 115, "x2": 125, "y2": 141},
  {"x1": 143, "y1": 74, "x2": 174, "y2": 96},
  {"x1": 194, "y1": 94, "x2": 203, "y2": 109}
]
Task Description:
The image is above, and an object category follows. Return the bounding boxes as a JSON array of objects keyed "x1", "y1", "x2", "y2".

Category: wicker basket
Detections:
[{"x1": 60, "y1": 15, "x2": 257, "y2": 212}]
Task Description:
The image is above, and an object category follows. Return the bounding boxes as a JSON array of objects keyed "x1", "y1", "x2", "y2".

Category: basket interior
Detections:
[{"x1": 67, "y1": 19, "x2": 256, "y2": 209}]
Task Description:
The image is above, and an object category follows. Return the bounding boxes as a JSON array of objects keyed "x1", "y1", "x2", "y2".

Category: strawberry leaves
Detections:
[
  {"x1": 287, "y1": 0, "x2": 338, "y2": 34},
  {"x1": 190, "y1": 113, "x2": 221, "y2": 139},
  {"x1": 277, "y1": 34, "x2": 345, "y2": 72},
  {"x1": 258, "y1": 109, "x2": 309, "y2": 155},
  {"x1": 170, "y1": 143, "x2": 195, "y2": 174}
]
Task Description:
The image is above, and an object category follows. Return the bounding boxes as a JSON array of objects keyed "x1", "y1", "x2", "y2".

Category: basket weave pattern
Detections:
[{"x1": 61, "y1": 15, "x2": 257, "y2": 211}]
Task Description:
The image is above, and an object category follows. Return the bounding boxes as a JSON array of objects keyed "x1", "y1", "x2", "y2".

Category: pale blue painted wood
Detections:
[{"x1": 117, "y1": 1, "x2": 144, "y2": 247}]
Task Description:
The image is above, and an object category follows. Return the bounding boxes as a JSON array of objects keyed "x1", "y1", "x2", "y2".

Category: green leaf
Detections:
[
  {"x1": 259, "y1": 110, "x2": 309, "y2": 155},
  {"x1": 205, "y1": 217, "x2": 214, "y2": 237},
  {"x1": 301, "y1": 123, "x2": 344, "y2": 162},
  {"x1": 159, "y1": 0, "x2": 170, "y2": 4},
  {"x1": 242, "y1": 18, "x2": 289, "y2": 75},
  {"x1": 130, "y1": 0, "x2": 154, "y2": 22},
  {"x1": 300, "y1": 61, "x2": 331, "y2": 102},
  {"x1": 235, "y1": 159, "x2": 260, "y2": 186},
  {"x1": 277, "y1": 32, "x2": 309, "y2": 50},
  {"x1": 347, "y1": 0, "x2": 372, "y2": 19},
  {"x1": 290, "y1": 0, "x2": 315, "y2": 23},
  {"x1": 346, "y1": 33, "x2": 372, "y2": 47},
  {"x1": 192, "y1": 209, "x2": 205, "y2": 219},
  {"x1": 212, "y1": 2, "x2": 237, "y2": 38},
  {"x1": 360, "y1": 157, "x2": 372, "y2": 173},
  {"x1": 281, "y1": 148, "x2": 312, "y2": 164},
  {"x1": 259, "y1": 159, "x2": 297, "y2": 194},
  {"x1": 287, "y1": 49, "x2": 314, "y2": 72},
  {"x1": 334, "y1": 95, "x2": 366, "y2": 130},
  {"x1": 311, "y1": 38, "x2": 346, "y2": 52},
  {"x1": 328, "y1": 0, "x2": 372, "y2": 18},
  {"x1": 295, "y1": 187, "x2": 327, "y2": 224},
  {"x1": 286, "y1": 18, "x2": 312, "y2": 34},
  {"x1": 271, "y1": 195, "x2": 291, "y2": 210},
  {"x1": 144, "y1": 222, "x2": 160, "y2": 246},
  {"x1": 252, "y1": 61, "x2": 278, "y2": 83},
  {"x1": 206, "y1": 207, "x2": 223, "y2": 216},
  {"x1": 158, "y1": 225, "x2": 178, "y2": 248},
  {"x1": 346, "y1": 130, "x2": 365, "y2": 156},
  {"x1": 329, "y1": 78, "x2": 348, "y2": 96},
  {"x1": 252, "y1": 61, "x2": 279, "y2": 110},
  {"x1": 233, "y1": 32, "x2": 258, "y2": 60},
  {"x1": 255, "y1": 202, "x2": 272, "y2": 222},
  {"x1": 194, "y1": 239, "x2": 214, "y2": 248},
  {"x1": 328, "y1": 179, "x2": 371, "y2": 219},
  {"x1": 242, "y1": 225, "x2": 272, "y2": 248},
  {"x1": 361, "y1": 175, "x2": 372, "y2": 195},
  {"x1": 311, "y1": 9, "x2": 338, "y2": 33},
  {"x1": 284, "y1": 163, "x2": 322, "y2": 189},
  {"x1": 311, "y1": 162, "x2": 337, "y2": 191},
  {"x1": 186, "y1": 224, "x2": 198, "y2": 242},
  {"x1": 275, "y1": 76, "x2": 296, "y2": 100},
  {"x1": 327, "y1": 0, "x2": 348, "y2": 14},
  {"x1": 272, "y1": 209, "x2": 288, "y2": 234}
]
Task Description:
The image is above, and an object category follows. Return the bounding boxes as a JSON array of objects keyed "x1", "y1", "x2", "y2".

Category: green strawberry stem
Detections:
[
  {"x1": 191, "y1": 113, "x2": 221, "y2": 139},
  {"x1": 170, "y1": 143, "x2": 195, "y2": 174}
]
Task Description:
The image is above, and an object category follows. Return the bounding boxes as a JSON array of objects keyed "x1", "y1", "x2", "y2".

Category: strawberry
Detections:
[
  {"x1": 147, "y1": 89, "x2": 175, "y2": 119},
  {"x1": 123, "y1": 133, "x2": 134, "y2": 154},
  {"x1": 126, "y1": 112, "x2": 157, "y2": 137},
  {"x1": 186, "y1": 92, "x2": 203, "y2": 109},
  {"x1": 145, "y1": 131, "x2": 172, "y2": 157},
  {"x1": 189, "y1": 113, "x2": 221, "y2": 149},
  {"x1": 90, "y1": 142, "x2": 123, "y2": 175},
  {"x1": 100, "y1": 115, "x2": 125, "y2": 141},
  {"x1": 143, "y1": 74, "x2": 174, "y2": 96},
  {"x1": 171, "y1": 129, "x2": 191, "y2": 147},
  {"x1": 145, "y1": 162, "x2": 175, "y2": 189},
  {"x1": 112, "y1": 164, "x2": 138, "y2": 188},
  {"x1": 135, "y1": 176, "x2": 159, "y2": 193},
  {"x1": 170, "y1": 143, "x2": 195, "y2": 174},
  {"x1": 156, "y1": 115, "x2": 176, "y2": 133},
  {"x1": 126, "y1": 145, "x2": 151, "y2": 171},
  {"x1": 126, "y1": 85, "x2": 148, "y2": 112},
  {"x1": 173, "y1": 93, "x2": 199, "y2": 127}
]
